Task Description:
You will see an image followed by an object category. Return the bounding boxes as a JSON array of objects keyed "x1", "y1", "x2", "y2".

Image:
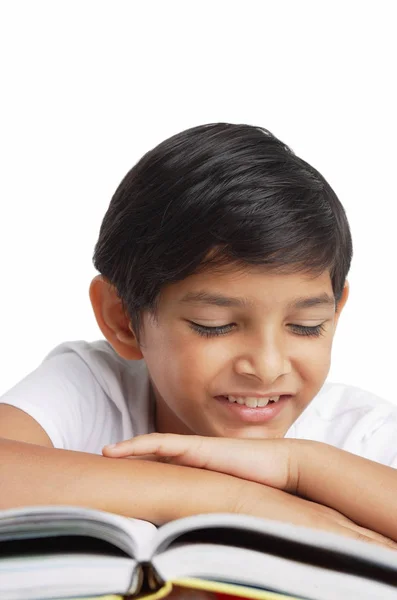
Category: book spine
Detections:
[
  {"x1": 125, "y1": 564, "x2": 144, "y2": 596},
  {"x1": 133, "y1": 561, "x2": 165, "y2": 596}
]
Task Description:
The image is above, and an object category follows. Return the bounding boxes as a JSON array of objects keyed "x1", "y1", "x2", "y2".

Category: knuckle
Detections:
[
  {"x1": 378, "y1": 535, "x2": 397, "y2": 550},
  {"x1": 356, "y1": 532, "x2": 374, "y2": 544}
]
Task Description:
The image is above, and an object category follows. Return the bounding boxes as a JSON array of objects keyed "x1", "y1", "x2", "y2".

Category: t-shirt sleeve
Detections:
[
  {"x1": 0, "y1": 345, "x2": 124, "y2": 453},
  {"x1": 360, "y1": 411, "x2": 397, "y2": 468},
  {"x1": 296, "y1": 382, "x2": 397, "y2": 468}
]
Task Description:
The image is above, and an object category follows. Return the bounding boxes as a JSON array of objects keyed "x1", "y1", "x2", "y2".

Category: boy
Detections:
[{"x1": 1, "y1": 123, "x2": 397, "y2": 551}]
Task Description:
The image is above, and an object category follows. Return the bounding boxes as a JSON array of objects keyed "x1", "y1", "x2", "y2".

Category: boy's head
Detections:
[{"x1": 90, "y1": 123, "x2": 351, "y2": 439}]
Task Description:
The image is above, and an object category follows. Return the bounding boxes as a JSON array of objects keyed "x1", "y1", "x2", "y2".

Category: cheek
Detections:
[
  {"x1": 293, "y1": 336, "x2": 332, "y2": 379},
  {"x1": 142, "y1": 328, "x2": 224, "y2": 394},
  {"x1": 171, "y1": 337, "x2": 227, "y2": 390}
]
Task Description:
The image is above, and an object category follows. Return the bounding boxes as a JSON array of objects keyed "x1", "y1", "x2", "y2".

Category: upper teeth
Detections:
[{"x1": 227, "y1": 395, "x2": 280, "y2": 408}]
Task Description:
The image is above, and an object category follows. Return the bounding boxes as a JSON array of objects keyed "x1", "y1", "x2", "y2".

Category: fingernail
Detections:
[{"x1": 104, "y1": 444, "x2": 117, "y2": 450}]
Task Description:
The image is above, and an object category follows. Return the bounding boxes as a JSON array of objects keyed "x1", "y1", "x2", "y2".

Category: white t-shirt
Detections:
[{"x1": 1, "y1": 340, "x2": 397, "y2": 468}]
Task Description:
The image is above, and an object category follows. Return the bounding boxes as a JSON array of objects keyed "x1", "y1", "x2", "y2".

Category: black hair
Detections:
[{"x1": 93, "y1": 123, "x2": 352, "y2": 342}]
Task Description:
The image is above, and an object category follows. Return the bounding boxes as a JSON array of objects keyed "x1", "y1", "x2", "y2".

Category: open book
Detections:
[{"x1": 1, "y1": 506, "x2": 397, "y2": 600}]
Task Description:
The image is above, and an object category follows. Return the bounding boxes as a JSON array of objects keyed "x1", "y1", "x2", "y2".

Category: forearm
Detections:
[
  {"x1": 296, "y1": 440, "x2": 397, "y2": 541},
  {"x1": 0, "y1": 438, "x2": 247, "y2": 524},
  {"x1": 3, "y1": 438, "x2": 395, "y2": 548}
]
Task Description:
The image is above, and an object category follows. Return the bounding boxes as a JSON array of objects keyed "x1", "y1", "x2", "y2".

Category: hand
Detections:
[
  {"x1": 103, "y1": 435, "x2": 397, "y2": 551},
  {"x1": 238, "y1": 483, "x2": 397, "y2": 551},
  {"x1": 103, "y1": 433, "x2": 298, "y2": 492}
]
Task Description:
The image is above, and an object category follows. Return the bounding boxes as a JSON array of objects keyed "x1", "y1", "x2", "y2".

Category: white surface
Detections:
[{"x1": 0, "y1": 1, "x2": 395, "y2": 402}]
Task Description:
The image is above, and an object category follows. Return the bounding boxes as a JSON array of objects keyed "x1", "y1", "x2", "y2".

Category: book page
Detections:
[
  {"x1": 41, "y1": 596, "x2": 123, "y2": 600},
  {"x1": 151, "y1": 512, "x2": 397, "y2": 568},
  {"x1": 153, "y1": 543, "x2": 397, "y2": 600},
  {"x1": 0, "y1": 554, "x2": 138, "y2": 599},
  {"x1": 0, "y1": 505, "x2": 157, "y2": 558}
]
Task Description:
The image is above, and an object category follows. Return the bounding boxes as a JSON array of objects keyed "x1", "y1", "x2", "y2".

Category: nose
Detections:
[{"x1": 234, "y1": 328, "x2": 291, "y2": 384}]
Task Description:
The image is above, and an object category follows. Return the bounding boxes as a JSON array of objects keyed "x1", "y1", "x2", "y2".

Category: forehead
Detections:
[{"x1": 159, "y1": 265, "x2": 335, "y2": 310}]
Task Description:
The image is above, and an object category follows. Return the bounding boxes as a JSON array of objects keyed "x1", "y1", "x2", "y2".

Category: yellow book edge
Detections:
[
  {"x1": 61, "y1": 596, "x2": 123, "y2": 600},
  {"x1": 57, "y1": 579, "x2": 301, "y2": 600},
  {"x1": 168, "y1": 578, "x2": 301, "y2": 599},
  {"x1": 56, "y1": 590, "x2": 172, "y2": 600}
]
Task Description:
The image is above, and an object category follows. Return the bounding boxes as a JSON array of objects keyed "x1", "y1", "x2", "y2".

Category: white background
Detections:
[{"x1": 0, "y1": 1, "x2": 395, "y2": 402}]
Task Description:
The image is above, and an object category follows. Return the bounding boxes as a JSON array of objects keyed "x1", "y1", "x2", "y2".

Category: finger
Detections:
[
  {"x1": 116, "y1": 434, "x2": 237, "y2": 473},
  {"x1": 308, "y1": 502, "x2": 397, "y2": 550},
  {"x1": 337, "y1": 520, "x2": 397, "y2": 550},
  {"x1": 103, "y1": 433, "x2": 205, "y2": 465},
  {"x1": 309, "y1": 507, "x2": 397, "y2": 550},
  {"x1": 102, "y1": 433, "x2": 172, "y2": 457},
  {"x1": 338, "y1": 524, "x2": 397, "y2": 550}
]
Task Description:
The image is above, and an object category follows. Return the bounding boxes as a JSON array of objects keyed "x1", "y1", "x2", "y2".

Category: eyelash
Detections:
[{"x1": 188, "y1": 322, "x2": 327, "y2": 338}]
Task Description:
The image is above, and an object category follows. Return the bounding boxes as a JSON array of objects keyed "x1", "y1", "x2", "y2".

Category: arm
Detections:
[
  {"x1": 0, "y1": 404, "x2": 247, "y2": 523},
  {"x1": 105, "y1": 433, "x2": 397, "y2": 543},
  {"x1": 0, "y1": 407, "x2": 394, "y2": 547},
  {"x1": 2, "y1": 436, "x2": 396, "y2": 549},
  {"x1": 296, "y1": 440, "x2": 397, "y2": 543},
  {"x1": 0, "y1": 437, "x2": 245, "y2": 524}
]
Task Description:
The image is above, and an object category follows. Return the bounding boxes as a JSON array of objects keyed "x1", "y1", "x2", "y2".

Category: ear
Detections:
[
  {"x1": 334, "y1": 280, "x2": 349, "y2": 329},
  {"x1": 89, "y1": 275, "x2": 143, "y2": 360}
]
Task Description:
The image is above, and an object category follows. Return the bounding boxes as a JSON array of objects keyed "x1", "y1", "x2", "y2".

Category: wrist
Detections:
[
  {"x1": 285, "y1": 438, "x2": 323, "y2": 496},
  {"x1": 290, "y1": 439, "x2": 338, "y2": 500}
]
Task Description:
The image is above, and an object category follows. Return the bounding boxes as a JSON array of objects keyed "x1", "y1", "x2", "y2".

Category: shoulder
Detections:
[
  {"x1": 0, "y1": 340, "x2": 153, "y2": 452},
  {"x1": 292, "y1": 382, "x2": 397, "y2": 466},
  {"x1": 44, "y1": 339, "x2": 146, "y2": 392},
  {"x1": 43, "y1": 339, "x2": 154, "y2": 436}
]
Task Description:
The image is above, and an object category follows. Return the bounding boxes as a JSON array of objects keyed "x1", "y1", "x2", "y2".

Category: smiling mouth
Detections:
[
  {"x1": 213, "y1": 394, "x2": 292, "y2": 427},
  {"x1": 216, "y1": 394, "x2": 291, "y2": 408}
]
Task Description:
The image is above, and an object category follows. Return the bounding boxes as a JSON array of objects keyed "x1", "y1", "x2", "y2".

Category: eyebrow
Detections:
[{"x1": 179, "y1": 291, "x2": 335, "y2": 310}]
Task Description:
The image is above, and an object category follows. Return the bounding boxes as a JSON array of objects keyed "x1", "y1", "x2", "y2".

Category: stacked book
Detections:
[{"x1": 1, "y1": 506, "x2": 397, "y2": 599}]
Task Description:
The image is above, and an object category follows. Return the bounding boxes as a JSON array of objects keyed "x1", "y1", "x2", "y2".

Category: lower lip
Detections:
[{"x1": 215, "y1": 395, "x2": 291, "y2": 423}]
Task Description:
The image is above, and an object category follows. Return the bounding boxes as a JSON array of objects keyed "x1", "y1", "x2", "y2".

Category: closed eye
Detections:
[{"x1": 188, "y1": 321, "x2": 327, "y2": 338}]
